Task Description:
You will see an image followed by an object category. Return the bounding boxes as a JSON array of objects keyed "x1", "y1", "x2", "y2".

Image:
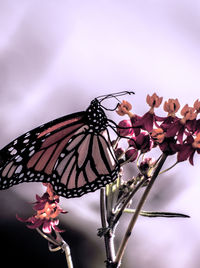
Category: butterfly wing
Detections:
[
  {"x1": 0, "y1": 112, "x2": 86, "y2": 192},
  {"x1": 0, "y1": 110, "x2": 120, "y2": 198},
  {"x1": 51, "y1": 127, "x2": 120, "y2": 197}
]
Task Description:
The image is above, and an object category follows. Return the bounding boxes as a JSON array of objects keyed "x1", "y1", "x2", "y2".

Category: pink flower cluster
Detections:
[
  {"x1": 116, "y1": 93, "x2": 200, "y2": 165},
  {"x1": 17, "y1": 183, "x2": 67, "y2": 233}
]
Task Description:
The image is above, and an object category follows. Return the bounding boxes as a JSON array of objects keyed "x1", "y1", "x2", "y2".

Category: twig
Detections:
[{"x1": 114, "y1": 153, "x2": 168, "y2": 266}]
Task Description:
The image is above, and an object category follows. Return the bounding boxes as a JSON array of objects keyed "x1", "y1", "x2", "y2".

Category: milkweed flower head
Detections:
[
  {"x1": 115, "y1": 93, "x2": 200, "y2": 166},
  {"x1": 17, "y1": 183, "x2": 67, "y2": 233}
]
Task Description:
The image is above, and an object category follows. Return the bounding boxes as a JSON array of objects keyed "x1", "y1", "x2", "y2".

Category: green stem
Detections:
[
  {"x1": 114, "y1": 153, "x2": 168, "y2": 266},
  {"x1": 111, "y1": 175, "x2": 148, "y2": 228},
  {"x1": 159, "y1": 161, "x2": 178, "y2": 175}
]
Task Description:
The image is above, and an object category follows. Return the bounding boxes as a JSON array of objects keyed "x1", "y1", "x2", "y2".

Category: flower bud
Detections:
[
  {"x1": 125, "y1": 148, "x2": 138, "y2": 162},
  {"x1": 139, "y1": 158, "x2": 155, "y2": 176},
  {"x1": 115, "y1": 147, "x2": 125, "y2": 159},
  {"x1": 117, "y1": 120, "x2": 134, "y2": 136}
]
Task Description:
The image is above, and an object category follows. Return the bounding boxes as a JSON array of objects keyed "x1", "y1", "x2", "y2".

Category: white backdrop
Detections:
[{"x1": 1, "y1": 1, "x2": 200, "y2": 267}]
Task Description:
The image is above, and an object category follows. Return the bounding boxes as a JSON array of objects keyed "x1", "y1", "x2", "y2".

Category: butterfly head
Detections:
[{"x1": 86, "y1": 99, "x2": 108, "y2": 132}]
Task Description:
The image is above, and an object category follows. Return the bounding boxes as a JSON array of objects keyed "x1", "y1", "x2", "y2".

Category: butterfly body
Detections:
[{"x1": 0, "y1": 96, "x2": 122, "y2": 198}]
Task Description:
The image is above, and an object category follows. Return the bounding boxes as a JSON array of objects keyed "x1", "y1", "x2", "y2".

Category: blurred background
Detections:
[{"x1": 1, "y1": 0, "x2": 200, "y2": 267}]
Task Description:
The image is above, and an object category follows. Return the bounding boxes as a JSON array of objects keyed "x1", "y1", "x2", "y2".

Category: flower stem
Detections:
[
  {"x1": 111, "y1": 175, "x2": 148, "y2": 228},
  {"x1": 114, "y1": 153, "x2": 168, "y2": 266},
  {"x1": 100, "y1": 188, "x2": 116, "y2": 264},
  {"x1": 159, "y1": 161, "x2": 178, "y2": 175},
  {"x1": 36, "y1": 228, "x2": 73, "y2": 268}
]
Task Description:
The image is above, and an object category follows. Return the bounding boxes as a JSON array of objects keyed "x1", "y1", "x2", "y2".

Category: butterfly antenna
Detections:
[
  {"x1": 100, "y1": 103, "x2": 119, "y2": 111},
  {"x1": 97, "y1": 91, "x2": 135, "y2": 102},
  {"x1": 97, "y1": 91, "x2": 134, "y2": 111}
]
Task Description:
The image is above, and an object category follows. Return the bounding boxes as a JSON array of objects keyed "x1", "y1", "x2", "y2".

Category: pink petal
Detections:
[
  {"x1": 33, "y1": 202, "x2": 46, "y2": 211},
  {"x1": 27, "y1": 218, "x2": 43, "y2": 229},
  {"x1": 60, "y1": 209, "x2": 68, "y2": 214},
  {"x1": 52, "y1": 219, "x2": 59, "y2": 226},
  {"x1": 128, "y1": 137, "x2": 137, "y2": 148},
  {"x1": 52, "y1": 219, "x2": 65, "y2": 233},
  {"x1": 177, "y1": 128, "x2": 184, "y2": 143},
  {"x1": 189, "y1": 151, "x2": 195, "y2": 165},
  {"x1": 35, "y1": 194, "x2": 42, "y2": 202},
  {"x1": 166, "y1": 121, "x2": 181, "y2": 137},
  {"x1": 136, "y1": 133, "x2": 145, "y2": 145},
  {"x1": 42, "y1": 220, "x2": 52, "y2": 234},
  {"x1": 16, "y1": 214, "x2": 35, "y2": 223},
  {"x1": 53, "y1": 225, "x2": 65, "y2": 233},
  {"x1": 143, "y1": 113, "x2": 154, "y2": 132},
  {"x1": 177, "y1": 145, "x2": 194, "y2": 162}
]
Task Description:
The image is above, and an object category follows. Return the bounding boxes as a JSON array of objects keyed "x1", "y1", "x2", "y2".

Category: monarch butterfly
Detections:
[{"x1": 0, "y1": 91, "x2": 134, "y2": 198}]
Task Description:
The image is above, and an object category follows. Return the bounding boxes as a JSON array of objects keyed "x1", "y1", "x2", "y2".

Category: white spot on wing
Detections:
[
  {"x1": 10, "y1": 149, "x2": 17, "y2": 155},
  {"x1": 29, "y1": 150, "x2": 35, "y2": 156},
  {"x1": 16, "y1": 156, "x2": 22, "y2": 162},
  {"x1": 15, "y1": 165, "x2": 23, "y2": 174}
]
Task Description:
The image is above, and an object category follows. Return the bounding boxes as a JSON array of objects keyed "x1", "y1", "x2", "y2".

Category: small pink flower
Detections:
[
  {"x1": 116, "y1": 100, "x2": 133, "y2": 116},
  {"x1": 163, "y1": 98, "x2": 180, "y2": 117},
  {"x1": 17, "y1": 183, "x2": 67, "y2": 234},
  {"x1": 180, "y1": 104, "x2": 197, "y2": 124},
  {"x1": 146, "y1": 93, "x2": 163, "y2": 113}
]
